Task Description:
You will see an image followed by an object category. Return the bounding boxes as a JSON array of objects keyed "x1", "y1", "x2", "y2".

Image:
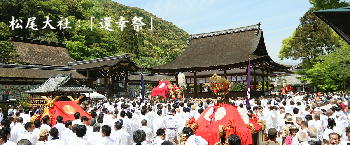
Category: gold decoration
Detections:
[
  {"x1": 178, "y1": 133, "x2": 186, "y2": 145},
  {"x1": 209, "y1": 74, "x2": 231, "y2": 103},
  {"x1": 217, "y1": 124, "x2": 234, "y2": 145},
  {"x1": 30, "y1": 114, "x2": 41, "y2": 122},
  {"x1": 37, "y1": 96, "x2": 62, "y2": 120},
  {"x1": 42, "y1": 107, "x2": 51, "y2": 118},
  {"x1": 179, "y1": 117, "x2": 199, "y2": 144},
  {"x1": 63, "y1": 105, "x2": 76, "y2": 114},
  {"x1": 185, "y1": 117, "x2": 198, "y2": 133},
  {"x1": 258, "y1": 120, "x2": 266, "y2": 131},
  {"x1": 248, "y1": 123, "x2": 255, "y2": 133},
  {"x1": 42, "y1": 96, "x2": 60, "y2": 107},
  {"x1": 67, "y1": 95, "x2": 85, "y2": 104}
]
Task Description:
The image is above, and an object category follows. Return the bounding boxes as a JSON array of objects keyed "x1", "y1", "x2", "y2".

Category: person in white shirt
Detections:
[
  {"x1": 7, "y1": 106, "x2": 15, "y2": 117},
  {"x1": 72, "y1": 112, "x2": 82, "y2": 125},
  {"x1": 133, "y1": 129, "x2": 147, "y2": 145},
  {"x1": 45, "y1": 127, "x2": 66, "y2": 145},
  {"x1": 120, "y1": 111, "x2": 132, "y2": 136},
  {"x1": 86, "y1": 125, "x2": 102, "y2": 145},
  {"x1": 152, "y1": 110, "x2": 165, "y2": 135},
  {"x1": 10, "y1": 117, "x2": 25, "y2": 142},
  {"x1": 95, "y1": 125, "x2": 115, "y2": 145},
  {"x1": 53, "y1": 116, "x2": 65, "y2": 137},
  {"x1": 323, "y1": 118, "x2": 342, "y2": 143},
  {"x1": 308, "y1": 114, "x2": 323, "y2": 140},
  {"x1": 127, "y1": 111, "x2": 140, "y2": 136},
  {"x1": 139, "y1": 109, "x2": 150, "y2": 129},
  {"x1": 32, "y1": 120, "x2": 41, "y2": 142},
  {"x1": 60, "y1": 120, "x2": 74, "y2": 144},
  {"x1": 341, "y1": 127, "x2": 350, "y2": 145},
  {"x1": 19, "y1": 110, "x2": 31, "y2": 124},
  {"x1": 182, "y1": 127, "x2": 208, "y2": 145},
  {"x1": 80, "y1": 116, "x2": 91, "y2": 133},
  {"x1": 103, "y1": 111, "x2": 116, "y2": 127},
  {"x1": 152, "y1": 129, "x2": 166, "y2": 145},
  {"x1": 139, "y1": 119, "x2": 153, "y2": 144},
  {"x1": 111, "y1": 121, "x2": 131, "y2": 145},
  {"x1": 329, "y1": 132, "x2": 341, "y2": 145},
  {"x1": 39, "y1": 115, "x2": 51, "y2": 132},
  {"x1": 67, "y1": 125, "x2": 88, "y2": 145},
  {"x1": 0, "y1": 127, "x2": 16, "y2": 145},
  {"x1": 17, "y1": 122, "x2": 36, "y2": 144},
  {"x1": 164, "y1": 109, "x2": 178, "y2": 141}
]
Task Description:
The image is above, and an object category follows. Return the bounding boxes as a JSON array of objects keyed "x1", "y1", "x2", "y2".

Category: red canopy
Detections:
[
  {"x1": 49, "y1": 101, "x2": 91, "y2": 125},
  {"x1": 151, "y1": 81, "x2": 170, "y2": 98},
  {"x1": 195, "y1": 104, "x2": 253, "y2": 145}
]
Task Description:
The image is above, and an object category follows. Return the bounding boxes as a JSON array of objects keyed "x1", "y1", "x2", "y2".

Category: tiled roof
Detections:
[
  {"x1": 26, "y1": 74, "x2": 70, "y2": 93},
  {"x1": 69, "y1": 54, "x2": 138, "y2": 71},
  {"x1": 190, "y1": 23, "x2": 261, "y2": 39},
  {"x1": 26, "y1": 74, "x2": 93, "y2": 94}
]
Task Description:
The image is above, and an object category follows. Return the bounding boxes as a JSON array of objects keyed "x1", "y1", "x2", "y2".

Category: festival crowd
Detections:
[{"x1": 0, "y1": 92, "x2": 350, "y2": 145}]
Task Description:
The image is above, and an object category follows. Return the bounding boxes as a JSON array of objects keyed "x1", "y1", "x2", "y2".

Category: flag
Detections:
[
  {"x1": 246, "y1": 58, "x2": 251, "y2": 107},
  {"x1": 141, "y1": 71, "x2": 145, "y2": 103}
]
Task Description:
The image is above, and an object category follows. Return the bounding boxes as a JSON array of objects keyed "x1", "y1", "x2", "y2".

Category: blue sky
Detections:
[{"x1": 114, "y1": 0, "x2": 312, "y2": 65}]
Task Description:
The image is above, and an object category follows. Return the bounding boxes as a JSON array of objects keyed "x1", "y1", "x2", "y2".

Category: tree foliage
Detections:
[
  {"x1": 279, "y1": 8, "x2": 341, "y2": 68},
  {"x1": 0, "y1": 22, "x2": 11, "y2": 41},
  {"x1": 309, "y1": 0, "x2": 349, "y2": 10},
  {"x1": 306, "y1": 41, "x2": 350, "y2": 91},
  {"x1": 0, "y1": 0, "x2": 189, "y2": 67},
  {"x1": 0, "y1": 22, "x2": 17, "y2": 63},
  {"x1": 280, "y1": 0, "x2": 350, "y2": 92},
  {"x1": 0, "y1": 41, "x2": 18, "y2": 63}
]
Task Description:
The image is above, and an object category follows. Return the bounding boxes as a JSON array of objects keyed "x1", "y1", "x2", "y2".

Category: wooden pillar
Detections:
[
  {"x1": 108, "y1": 69, "x2": 112, "y2": 98},
  {"x1": 199, "y1": 83, "x2": 203, "y2": 93},
  {"x1": 194, "y1": 72, "x2": 198, "y2": 98},
  {"x1": 266, "y1": 70, "x2": 269, "y2": 91},
  {"x1": 87, "y1": 70, "x2": 90, "y2": 79},
  {"x1": 262, "y1": 70, "x2": 265, "y2": 92},
  {"x1": 124, "y1": 70, "x2": 128, "y2": 93},
  {"x1": 175, "y1": 73, "x2": 179, "y2": 85},
  {"x1": 104, "y1": 76, "x2": 108, "y2": 96},
  {"x1": 223, "y1": 70, "x2": 227, "y2": 79},
  {"x1": 253, "y1": 67, "x2": 257, "y2": 91},
  {"x1": 86, "y1": 70, "x2": 92, "y2": 87}
]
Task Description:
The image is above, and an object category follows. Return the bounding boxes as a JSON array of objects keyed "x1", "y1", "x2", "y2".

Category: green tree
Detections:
[
  {"x1": 279, "y1": 0, "x2": 349, "y2": 91},
  {"x1": 0, "y1": 41, "x2": 18, "y2": 63},
  {"x1": 0, "y1": 22, "x2": 11, "y2": 40},
  {"x1": 0, "y1": 22, "x2": 17, "y2": 63},
  {"x1": 0, "y1": 0, "x2": 189, "y2": 67},
  {"x1": 306, "y1": 41, "x2": 350, "y2": 91},
  {"x1": 279, "y1": 8, "x2": 342, "y2": 68},
  {"x1": 309, "y1": 0, "x2": 349, "y2": 10}
]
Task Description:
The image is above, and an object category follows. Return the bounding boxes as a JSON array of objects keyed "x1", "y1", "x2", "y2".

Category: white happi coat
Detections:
[{"x1": 111, "y1": 129, "x2": 131, "y2": 145}]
